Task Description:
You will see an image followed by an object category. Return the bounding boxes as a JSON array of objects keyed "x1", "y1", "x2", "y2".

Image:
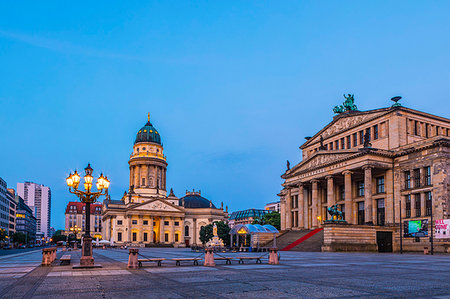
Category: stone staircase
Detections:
[{"x1": 264, "y1": 229, "x2": 324, "y2": 251}]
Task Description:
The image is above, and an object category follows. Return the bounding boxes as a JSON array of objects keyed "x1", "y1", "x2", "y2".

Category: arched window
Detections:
[{"x1": 185, "y1": 225, "x2": 189, "y2": 237}]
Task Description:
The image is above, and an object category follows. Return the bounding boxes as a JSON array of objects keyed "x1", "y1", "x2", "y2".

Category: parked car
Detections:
[{"x1": 19, "y1": 244, "x2": 26, "y2": 249}]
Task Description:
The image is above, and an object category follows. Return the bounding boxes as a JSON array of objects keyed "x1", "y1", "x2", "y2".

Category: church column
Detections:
[
  {"x1": 134, "y1": 166, "x2": 139, "y2": 188},
  {"x1": 286, "y1": 189, "x2": 292, "y2": 229},
  {"x1": 127, "y1": 215, "x2": 132, "y2": 242},
  {"x1": 298, "y1": 184, "x2": 304, "y2": 228},
  {"x1": 180, "y1": 218, "x2": 185, "y2": 244},
  {"x1": 138, "y1": 215, "x2": 143, "y2": 242},
  {"x1": 193, "y1": 218, "x2": 197, "y2": 245},
  {"x1": 160, "y1": 217, "x2": 165, "y2": 243},
  {"x1": 129, "y1": 166, "x2": 133, "y2": 187},
  {"x1": 171, "y1": 217, "x2": 175, "y2": 243},
  {"x1": 311, "y1": 180, "x2": 319, "y2": 227},
  {"x1": 343, "y1": 171, "x2": 354, "y2": 224},
  {"x1": 163, "y1": 168, "x2": 167, "y2": 190},
  {"x1": 280, "y1": 199, "x2": 286, "y2": 230},
  {"x1": 363, "y1": 166, "x2": 373, "y2": 224},
  {"x1": 146, "y1": 164, "x2": 150, "y2": 187},
  {"x1": 303, "y1": 187, "x2": 309, "y2": 229},
  {"x1": 137, "y1": 165, "x2": 141, "y2": 188},
  {"x1": 149, "y1": 216, "x2": 154, "y2": 243}
]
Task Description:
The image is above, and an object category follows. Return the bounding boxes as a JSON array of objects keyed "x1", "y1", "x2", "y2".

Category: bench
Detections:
[
  {"x1": 214, "y1": 257, "x2": 233, "y2": 265},
  {"x1": 138, "y1": 258, "x2": 166, "y2": 268},
  {"x1": 60, "y1": 255, "x2": 72, "y2": 265},
  {"x1": 235, "y1": 256, "x2": 262, "y2": 264},
  {"x1": 171, "y1": 258, "x2": 202, "y2": 266}
]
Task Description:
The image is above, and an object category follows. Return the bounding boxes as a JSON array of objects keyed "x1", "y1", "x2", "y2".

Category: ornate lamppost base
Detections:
[{"x1": 73, "y1": 236, "x2": 102, "y2": 269}]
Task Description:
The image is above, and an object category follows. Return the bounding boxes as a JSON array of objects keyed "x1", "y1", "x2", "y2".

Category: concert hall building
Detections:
[{"x1": 279, "y1": 98, "x2": 450, "y2": 252}]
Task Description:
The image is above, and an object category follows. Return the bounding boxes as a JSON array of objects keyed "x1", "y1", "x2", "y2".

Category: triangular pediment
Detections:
[
  {"x1": 288, "y1": 151, "x2": 356, "y2": 176},
  {"x1": 130, "y1": 198, "x2": 183, "y2": 212},
  {"x1": 301, "y1": 109, "x2": 389, "y2": 149}
]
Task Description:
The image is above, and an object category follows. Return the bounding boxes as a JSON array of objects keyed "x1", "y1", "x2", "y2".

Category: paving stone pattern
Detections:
[{"x1": 0, "y1": 248, "x2": 448, "y2": 298}]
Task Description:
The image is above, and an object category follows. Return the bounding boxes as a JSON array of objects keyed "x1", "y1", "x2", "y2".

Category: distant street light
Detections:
[{"x1": 66, "y1": 164, "x2": 110, "y2": 267}]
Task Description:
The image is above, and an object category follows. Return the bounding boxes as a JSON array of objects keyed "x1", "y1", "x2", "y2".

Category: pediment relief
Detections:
[
  {"x1": 132, "y1": 199, "x2": 182, "y2": 212},
  {"x1": 292, "y1": 152, "x2": 354, "y2": 174},
  {"x1": 307, "y1": 111, "x2": 386, "y2": 146}
]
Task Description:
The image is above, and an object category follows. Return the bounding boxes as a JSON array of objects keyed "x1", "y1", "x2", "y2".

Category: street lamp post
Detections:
[{"x1": 66, "y1": 164, "x2": 110, "y2": 267}]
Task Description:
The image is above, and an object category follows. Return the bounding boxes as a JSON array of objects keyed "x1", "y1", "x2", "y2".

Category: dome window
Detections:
[{"x1": 143, "y1": 147, "x2": 146, "y2": 150}]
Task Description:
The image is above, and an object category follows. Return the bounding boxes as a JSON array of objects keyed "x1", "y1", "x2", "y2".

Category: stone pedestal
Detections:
[
  {"x1": 41, "y1": 248, "x2": 53, "y2": 266},
  {"x1": 128, "y1": 248, "x2": 139, "y2": 269},
  {"x1": 204, "y1": 247, "x2": 215, "y2": 267},
  {"x1": 80, "y1": 236, "x2": 94, "y2": 266},
  {"x1": 268, "y1": 248, "x2": 279, "y2": 265}
]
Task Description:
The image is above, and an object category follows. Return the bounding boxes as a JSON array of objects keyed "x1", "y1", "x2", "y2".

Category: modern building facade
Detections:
[
  {"x1": 280, "y1": 98, "x2": 450, "y2": 252},
  {"x1": 14, "y1": 194, "x2": 37, "y2": 243},
  {"x1": 65, "y1": 202, "x2": 102, "y2": 239},
  {"x1": 102, "y1": 116, "x2": 228, "y2": 246},
  {"x1": 17, "y1": 182, "x2": 51, "y2": 237},
  {"x1": 228, "y1": 209, "x2": 269, "y2": 227},
  {"x1": 7, "y1": 189, "x2": 16, "y2": 235},
  {"x1": 265, "y1": 201, "x2": 281, "y2": 213},
  {"x1": 0, "y1": 178, "x2": 12, "y2": 235}
]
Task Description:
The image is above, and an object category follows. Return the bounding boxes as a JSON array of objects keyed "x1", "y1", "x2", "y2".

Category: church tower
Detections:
[{"x1": 128, "y1": 114, "x2": 167, "y2": 196}]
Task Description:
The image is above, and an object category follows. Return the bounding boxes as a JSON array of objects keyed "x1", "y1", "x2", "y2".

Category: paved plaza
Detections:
[{"x1": 0, "y1": 248, "x2": 448, "y2": 298}]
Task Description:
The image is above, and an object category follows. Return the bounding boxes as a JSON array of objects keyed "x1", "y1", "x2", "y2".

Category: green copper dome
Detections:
[{"x1": 134, "y1": 120, "x2": 162, "y2": 145}]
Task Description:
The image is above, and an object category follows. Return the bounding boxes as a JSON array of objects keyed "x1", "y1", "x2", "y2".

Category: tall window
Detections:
[
  {"x1": 376, "y1": 176, "x2": 385, "y2": 193},
  {"x1": 346, "y1": 136, "x2": 351, "y2": 149},
  {"x1": 353, "y1": 133, "x2": 358, "y2": 147},
  {"x1": 185, "y1": 225, "x2": 189, "y2": 236},
  {"x1": 117, "y1": 232, "x2": 122, "y2": 242},
  {"x1": 335, "y1": 140, "x2": 339, "y2": 150},
  {"x1": 415, "y1": 194, "x2": 421, "y2": 217},
  {"x1": 357, "y1": 181, "x2": 364, "y2": 197},
  {"x1": 413, "y1": 169, "x2": 420, "y2": 188},
  {"x1": 330, "y1": 142, "x2": 334, "y2": 150},
  {"x1": 143, "y1": 232, "x2": 148, "y2": 242},
  {"x1": 165, "y1": 233, "x2": 169, "y2": 242},
  {"x1": 377, "y1": 199, "x2": 385, "y2": 226},
  {"x1": 426, "y1": 192, "x2": 432, "y2": 216},
  {"x1": 142, "y1": 178, "x2": 145, "y2": 186},
  {"x1": 414, "y1": 121, "x2": 419, "y2": 135},
  {"x1": 373, "y1": 125, "x2": 379, "y2": 140},
  {"x1": 175, "y1": 233, "x2": 179, "y2": 242},
  {"x1": 405, "y1": 171, "x2": 411, "y2": 189},
  {"x1": 405, "y1": 195, "x2": 411, "y2": 218},
  {"x1": 358, "y1": 202, "x2": 365, "y2": 225},
  {"x1": 424, "y1": 166, "x2": 431, "y2": 186},
  {"x1": 340, "y1": 185, "x2": 345, "y2": 201},
  {"x1": 132, "y1": 232, "x2": 137, "y2": 242}
]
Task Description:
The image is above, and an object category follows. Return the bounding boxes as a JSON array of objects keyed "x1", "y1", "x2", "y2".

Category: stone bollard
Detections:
[
  {"x1": 128, "y1": 248, "x2": 139, "y2": 269},
  {"x1": 268, "y1": 248, "x2": 279, "y2": 265},
  {"x1": 42, "y1": 248, "x2": 53, "y2": 266},
  {"x1": 204, "y1": 247, "x2": 216, "y2": 267}
]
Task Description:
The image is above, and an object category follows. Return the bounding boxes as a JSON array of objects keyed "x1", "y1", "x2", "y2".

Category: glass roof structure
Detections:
[
  {"x1": 229, "y1": 224, "x2": 279, "y2": 235},
  {"x1": 229, "y1": 209, "x2": 269, "y2": 221}
]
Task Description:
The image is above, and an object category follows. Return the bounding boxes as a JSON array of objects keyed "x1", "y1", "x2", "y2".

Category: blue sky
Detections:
[{"x1": 1, "y1": 1, "x2": 449, "y2": 230}]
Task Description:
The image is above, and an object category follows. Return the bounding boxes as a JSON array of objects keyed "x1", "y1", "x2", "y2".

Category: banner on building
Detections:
[
  {"x1": 435, "y1": 219, "x2": 450, "y2": 239},
  {"x1": 403, "y1": 219, "x2": 428, "y2": 238}
]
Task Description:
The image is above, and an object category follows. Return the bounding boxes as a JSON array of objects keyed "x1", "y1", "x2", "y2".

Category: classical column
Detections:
[
  {"x1": 363, "y1": 166, "x2": 373, "y2": 224},
  {"x1": 171, "y1": 217, "x2": 175, "y2": 243},
  {"x1": 163, "y1": 168, "x2": 167, "y2": 190},
  {"x1": 146, "y1": 164, "x2": 150, "y2": 187},
  {"x1": 127, "y1": 215, "x2": 132, "y2": 242},
  {"x1": 311, "y1": 180, "x2": 319, "y2": 227},
  {"x1": 286, "y1": 189, "x2": 292, "y2": 229},
  {"x1": 137, "y1": 165, "x2": 141, "y2": 188},
  {"x1": 298, "y1": 184, "x2": 304, "y2": 228},
  {"x1": 149, "y1": 216, "x2": 154, "y2": 243},
  {"x1": 343, "y1": 171, "x2": 353, "y2": 224},
  {"x1": 129, "y1": 166, "x2": 134, "y2": 187},
  {"x1": 160, "y1": 217, "x2": 165, "y2": 243},
  {"x1": 138, "y1": 215, "x2": 143, "y2": 242},
  {"x1": 180, "y1": 218, "x2": 185, "y2": 244},
  {"x1": 385, "y1": 169, "x2": 394, "y2": 224},
  {"x1": 303, "y1": 187, "x2": 309, "y2": 229},
  {"x1": 326, "y1": 175, "x2": 335, "y2": 214},
  {"x1": 193, "y1": 218, "x2": 197, "y2": 245},
  {"x1": 280, "y1": 199, "x2": 286, "y2": 230}
]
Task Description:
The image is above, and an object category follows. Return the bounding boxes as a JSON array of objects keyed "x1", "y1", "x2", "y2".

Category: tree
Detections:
[
  {"x1": 0, "y1": 229, "x2": 6, "y2": 242},
  {"x1": 12, "y1": 232, "x2": 27, "y2": 244},
  {"x1": 252, "y1": 212, "x2": 281, "y2": 230},
  {"x1": 199, "y1": 221, "x2": 231, "y2": 246}
]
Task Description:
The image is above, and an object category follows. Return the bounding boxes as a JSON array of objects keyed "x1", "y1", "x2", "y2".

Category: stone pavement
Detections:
[{"x1": 0, "y1": 248, "x2": 448, "y2": 298}]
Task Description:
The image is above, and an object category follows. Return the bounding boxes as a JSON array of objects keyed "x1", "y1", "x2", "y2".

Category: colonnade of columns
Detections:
[
  {"x1": 282, "y1": 165, "x2": 395, "y2": 230},
  {"x1": 129, "y1": 164, "x2": 166, "y2": 190}
]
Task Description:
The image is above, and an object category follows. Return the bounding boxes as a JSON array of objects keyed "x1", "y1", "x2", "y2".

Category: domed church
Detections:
[{"x1": 102, "y1": 115, "x2": 228, "y2": 246}]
